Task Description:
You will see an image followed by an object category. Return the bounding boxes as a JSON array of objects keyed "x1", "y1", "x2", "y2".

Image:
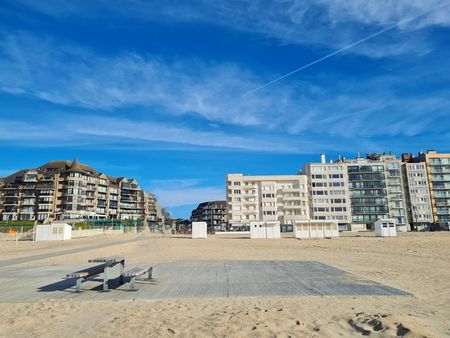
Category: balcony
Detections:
[
  {"x1": 242, "y1": 199, "x2": 257, "y2": 204},
  {"x1": 3, "y1": 200, "x2": 19, "y2": 205},
  {"x1": 430, "y1": 168, "x2": 450, "y2": 174},
  {"x1": 348, "y1": 166, "x2": 384, "y2": 173},
  {"x1": 348, "y1": 174, "x2": 386, "y2": 181},
  {"x1": 39, "y1": 191, "x2": 54, "y2": 196},
  {"x1": 21, "y1": 199, "x2": 36, "y2": 205},
  {"x1": 36, "y1": 183, "x2": 55, "y2": 189},
  {"x1": 242, "y1": 192, "x2": 257, "y2": 198},
  {"x1": 283, "y1": 196, "x2": 301, "y2": 201},
  {"x1": 431, "y1": 176, "x2": 450, "y2": 182},
  {"x1": 351, "y1": 207, "x2": 389, "y2": 214},
  {"x1": 351, "y1": 201, "x2": 387, "y2": 206},
  {"x1": 283, "y1": 205, "x2": 303, "y2": 209},
  {"x1": 280, "y1": 187, "x2": 302, "y2": 192}
]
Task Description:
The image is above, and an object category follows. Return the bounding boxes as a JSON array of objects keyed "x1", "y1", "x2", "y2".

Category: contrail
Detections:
[{"x1": 243, "y1": 2, "x2": 450, "y2": 97}]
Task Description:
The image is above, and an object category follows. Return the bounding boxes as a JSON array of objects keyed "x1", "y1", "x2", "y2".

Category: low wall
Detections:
[
  {"x1": 104, "y1": 229, "x2": 124, "y2": 235},
  {"x1": 72, "y1": 229, "x2": 104, "y2": 238},
  {"x1": 72, "y1": 228, "x2": 124, "y2": 238},
  {"x1": 214, "y1": 231, "x2": 250, "y2": 239}
]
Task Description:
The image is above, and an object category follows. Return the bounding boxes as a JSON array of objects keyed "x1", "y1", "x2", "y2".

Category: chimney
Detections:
[
  {"x1": 320, "y1": 153, "x2": 326, "y2": 164},
  {"x1": 401, "y1": 153, "x2": 410, "y2": 162}
]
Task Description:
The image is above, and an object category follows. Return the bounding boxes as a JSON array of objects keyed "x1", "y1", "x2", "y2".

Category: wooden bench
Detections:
[
  {"x1": 66, "y1": 264, "x2": 106, "y2": 292},
  {"x1": 123, "y1": 266, "x2": 153, "y2": 290}
]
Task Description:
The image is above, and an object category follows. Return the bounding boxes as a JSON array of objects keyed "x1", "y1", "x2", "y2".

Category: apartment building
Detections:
[
  {"x1": 190, "y1": 200, "x2": 228, "y2": 232},
  {"x1": 302, "y1": 154, "x2": 352, "y2": 230},
  {"x1": 301, "y1": 153, "x2": 409, "y2": 231},
  {"x1": 416, "y1": 150, "x2": 450, "y2": 228},
  {"x1": 116, "y1": 177, "x2": 145, "y2": 220},
  {"x1": 400, "y1": 154, "x2": 433, "y2": 230},
  {"x1": 0, "y1": 159, "x2": 155, "y2": 222},
  {"x1": 226, "y1": 174, "x2": 309, "y2": 229},
  {"x1": 145, "y1": 192, "x2": 164, "y2": 227},
  {"x1": 345, "y1": 154, "x2": 408, "y2": 231}
]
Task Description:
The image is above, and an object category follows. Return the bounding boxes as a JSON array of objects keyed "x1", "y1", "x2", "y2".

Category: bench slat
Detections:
[
  {"x1": 123, "y1": 267, "x2": 148, "y2": 277},
  {"x1": 66, "y1": 264, "x2": 105, "y2": 278},
  {"x1": 88, "y1": 256, "x2": 124, "y2": 263}
]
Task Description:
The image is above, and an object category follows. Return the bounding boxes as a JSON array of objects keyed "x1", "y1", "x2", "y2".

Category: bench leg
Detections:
[
  {"x1": 130, "y1": 276, "x2": 136, "y2": 290},
  {"x1": 148, "y1": 267, "x2": 153, "y2": 280},
  {"x1": 119, "y1": 260, "x2": 124, "y2": 284},
  {"x1": 76, "y1": 278, "x2": 82, "y2": 292},
  {"x1": 103, "y1": 266, "x2": 109, "y2": 292}
]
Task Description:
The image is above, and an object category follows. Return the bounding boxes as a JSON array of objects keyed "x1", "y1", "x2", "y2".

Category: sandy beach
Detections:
[{"x1": 1, "y1": 232, "x2": 449, "y2": 337}]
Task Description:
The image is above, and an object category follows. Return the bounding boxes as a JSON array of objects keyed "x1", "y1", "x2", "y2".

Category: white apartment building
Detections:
[
  {"x1": 401, "y1": 162, "x2": 433, "y2": 230},
  {"x1": 226, "y1": 174, "x2": 309, "y2": 228},
  {"x1": 302, "y1": 155, "x2": 352, "y2": 230}
]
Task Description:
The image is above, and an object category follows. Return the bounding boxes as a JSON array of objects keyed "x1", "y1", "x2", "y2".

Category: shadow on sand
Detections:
[{"x1": 37, "y1": 276, "x2": 127, "y2": 293}]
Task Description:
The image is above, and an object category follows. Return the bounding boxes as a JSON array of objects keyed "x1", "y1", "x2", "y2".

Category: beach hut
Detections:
[
  {"x1": 293, "y1": 221, "x2": 339, "y2": 239},
  {"x1": 35, "y1": 223, "x2": 72, "y2": 241},
  {"x1": 192, "y1": 221, "x2": 207, "y2": 239},
  {"x1": 250, "y1": 221, "x2": 281, "y2": 239},
  {"x1": 375, "y1": 219, "x2": 397, "y2": 237}
]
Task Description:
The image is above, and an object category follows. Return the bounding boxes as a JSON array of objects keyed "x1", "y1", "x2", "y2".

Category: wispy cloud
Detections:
[
  {"x1": 1, "y1": 31, "x2": 449, "y2": 154},
  {"x1": 145, "y1": 178, "x2": 223, "y2": 208},
  {"x1": 0, "y1": 114, "x2": 325, "y2": 153},
  {"x1": 9, "y1": 0, "x2": 450, "y2": 58},
  {"x1": 0, "y1": 31, "x2": 301, "y2": 128}
]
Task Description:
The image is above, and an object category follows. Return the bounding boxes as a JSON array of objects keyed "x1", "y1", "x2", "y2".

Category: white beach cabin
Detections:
[
  {"x1": 375, "y1": 219, "x2": 397, "y2": 237},
  {"x1": 35, "y1": 223, "x2": 72, "y2": 241},
  {"x1": 250, "y1": 221, "x2": 281, "y2": 239},
  {"x1": 293, "y1": 221, "x2": 339, "y2": 239},
  {"x1": 192, "y1": 221, "x2": 207, "y2": 239}
]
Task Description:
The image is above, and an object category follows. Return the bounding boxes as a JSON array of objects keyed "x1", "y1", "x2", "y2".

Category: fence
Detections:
[
  {"x1": 0, "y1": 226, "x2": 35, "y2": 241},
  {"x1": 72, "y1": 219, "x2": 147, "y2": 233}
]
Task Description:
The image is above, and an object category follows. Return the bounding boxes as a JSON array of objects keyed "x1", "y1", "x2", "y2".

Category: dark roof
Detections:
[
  {"x1": 67, "y1": 158, "x2": 82, "y2": 172},
  {"x1": 1, "y1": 169, "x2": 28, "y2": 185},
  {"x1": 0, "y1": 160, "x2": 138, "y2": 189}
]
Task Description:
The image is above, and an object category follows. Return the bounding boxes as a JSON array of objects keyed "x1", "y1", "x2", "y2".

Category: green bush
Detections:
[{"x1": 0, "y1": 220, "x2": 35, "y2": 227}]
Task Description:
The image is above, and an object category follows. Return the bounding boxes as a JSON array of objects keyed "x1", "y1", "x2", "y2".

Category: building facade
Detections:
[
  {"x1": 400, "y1": 156, "x2": 433, "y2": 230},
  {"x1": 226, "y1": 174, "x2": 309, "y2": 229},
  {"x1": 190, "y1": 200, "x2": 227, "y2": 232},
  {"x1": 416, "y1": 150, "x2": 450, "y2": 228},
  {"x1": 144, "y1": 192, "x2": 164, "y2": 227},
  {"x1": 302, "y1": 155, "x2": 352, "y2": 230},
  {"x1": 0, "y1": 159, "x2": 158, "y2": 223},
  {"x1": 301, "y1": 153, "x2": 409, "y2": 231},
  {"x1": 345, "y1": 154, "x2": 408, "y2": 231}
]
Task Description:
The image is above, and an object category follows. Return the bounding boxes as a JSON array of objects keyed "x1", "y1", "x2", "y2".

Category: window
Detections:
[{"x1": 330, "y1": 174, "x2": 343, "y2": 179}]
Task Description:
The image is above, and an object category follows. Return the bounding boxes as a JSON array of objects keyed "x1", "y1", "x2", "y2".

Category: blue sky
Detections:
[{"x1": 1, "y1": 1, "x2": 450, "y2": 218}]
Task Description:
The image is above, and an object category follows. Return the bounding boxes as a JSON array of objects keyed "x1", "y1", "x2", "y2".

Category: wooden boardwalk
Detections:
[{"x1": 0, "y1": 260, "x2": 410, "y2": 303}]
